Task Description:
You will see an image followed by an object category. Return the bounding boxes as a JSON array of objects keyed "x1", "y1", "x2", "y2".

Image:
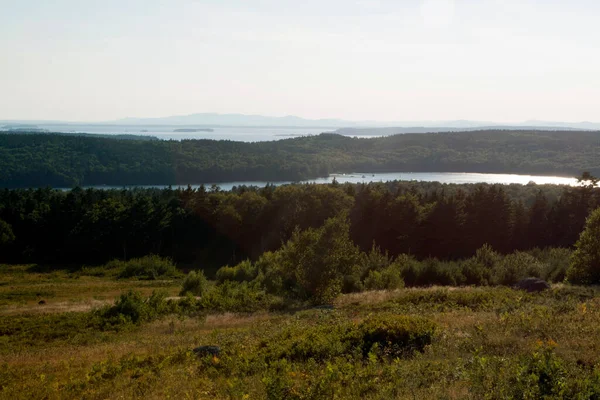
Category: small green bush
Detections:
[
  {"x1": 356, "y1": 314, "x2": 437, "y2": 357},
  {"x1": 200, "y1": 281, "x2": 274, "y2": 313},
  {"x1": 264, "y1": 314, "x2": 437, "y2": 362},
  {"x1": 494, "y1": 252, "x2": 544, "y2": 286},
  {"x1": 96, "y1": 290, "x2": 169, "y2": 327},
  {"x1": 180, "y1": 270, "x2": 208, "y2": 296},
  {"x1": 215, "y1": 260, "x2": 257, "y2": 283},
  {"x1": 363, "y1": 264, "x2": 404, "y2": 291},
  {"x1": 460, "y1": 258, "x2": 493, "y2": 286},
  {"x1": 112, "y1": 255, "x2": 181, "y2": 280}
]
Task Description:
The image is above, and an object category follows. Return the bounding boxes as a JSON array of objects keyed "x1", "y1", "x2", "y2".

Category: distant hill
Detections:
[
  {"x1": 1, "y1": 130, "x2": 600, "y2": 188},
  {"x1": 335, "y1": 126, "x2": 593, "y2": 136},
  {"x1": 113, "y1": 113, "x2": 355, "y2": 128},
  {"x1": 0, "y1": 130, "x2": 159, "y2": 141},
  {"x1": 4, "y1": 115, "x2": 600, "y2": 131}
]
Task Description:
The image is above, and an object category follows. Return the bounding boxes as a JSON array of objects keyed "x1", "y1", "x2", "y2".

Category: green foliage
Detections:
[
  {"x1": 2, "y1": 130, "x2": 600, "y2": 188},
  {"x1": 215, "y1": 260, "x2": 257, "y2": 283},
  {"x1": 199, "y1": 281, "x2": 275, "y2": 313},
  {"x1": 112, "y1": 255, "x2": 181, "y2": 280},
  {"x1": 179, "y1": 270, "x2": 208, "y2": 296},
  {"x1": 363, "y1": 264, "x2": 404, "y2": 291},
  {"x1": 264, "y1": 314, "x2": 437, "y2": 363},
  {"x1": 494, "y1": 251, "x2": 545, "y2": 286},
  {"x1": 468, "y1": 342, "x2": 600, "y2": 399},
  {"x1": 96, "y1": 290, "x2": 170, "y2": 326},
  {"x1": 0, "y1": 218, "x2": 15, "y2": 246},
  {"x1": 568, "y1": 208, "x2": 600, "y2": 284},
  {"x1": 278, "y1": 216, "x2": 361, "y2": 304}
]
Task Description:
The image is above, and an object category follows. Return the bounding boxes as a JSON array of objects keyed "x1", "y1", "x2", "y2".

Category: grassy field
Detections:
[{"x1": 3, "y1": 264, "x2": 600, "y2": 399}]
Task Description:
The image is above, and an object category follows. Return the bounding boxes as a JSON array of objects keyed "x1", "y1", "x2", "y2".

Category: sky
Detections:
[{"x1": 1, "y1": 0, "x2": 599, "y2": 123}]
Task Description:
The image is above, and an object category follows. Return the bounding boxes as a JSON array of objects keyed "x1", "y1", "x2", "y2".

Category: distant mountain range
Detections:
[
  {"x1": 2, "y1": 113, "x2": 600, "y2": 131},
  {"x1": 112, "y1": 114, "x2": 600, "y2": 130}
]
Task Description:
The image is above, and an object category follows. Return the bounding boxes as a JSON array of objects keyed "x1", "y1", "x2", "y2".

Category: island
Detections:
[{"x1": 173, "y1": 128, "x2": 214, "y2": 133}]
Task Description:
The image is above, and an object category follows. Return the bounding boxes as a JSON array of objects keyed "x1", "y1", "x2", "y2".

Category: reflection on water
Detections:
[{"x1": 62, "y1": 172, "x2": 579, "y2": 191}]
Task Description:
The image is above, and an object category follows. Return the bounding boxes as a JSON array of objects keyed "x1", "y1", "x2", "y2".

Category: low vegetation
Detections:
[
  {"x1": 2, "y1": 175, "x2": 600, "y2": 397},
  {"x1": 4, "y1": 267, "x2": 600, "y2": 398}
]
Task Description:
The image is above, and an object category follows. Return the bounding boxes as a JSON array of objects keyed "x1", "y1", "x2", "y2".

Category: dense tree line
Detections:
[
  {"x1": 0, "y1": 179, "x2": 598, "y2": 272},
  {"x1": 1, "y1": 130, "x2": 600, "y2": 187}
]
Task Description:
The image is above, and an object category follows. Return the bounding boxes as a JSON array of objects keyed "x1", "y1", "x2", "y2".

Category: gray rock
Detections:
[
  {"x1": 313, "y1": 304, "x2": 335, "y2": 310},
  {"x1": 514, "y1": 278, "x2": 550, "y2": 293},
  {"x1": 193, "y1": 346, "x2": 221, "y2": 357}
]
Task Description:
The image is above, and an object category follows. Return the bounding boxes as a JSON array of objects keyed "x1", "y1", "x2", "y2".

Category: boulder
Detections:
[
  {"x1": 514, "y1": 278, "x2": 550, "y2": 293},
  {"x1": 193, "y1": 345, "x2": 221, "y2": 357}
]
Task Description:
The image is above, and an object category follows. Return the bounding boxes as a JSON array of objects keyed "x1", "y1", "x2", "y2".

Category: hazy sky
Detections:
[{"x1": 1, "y1": 0, "x2": 599, "y2": 122}]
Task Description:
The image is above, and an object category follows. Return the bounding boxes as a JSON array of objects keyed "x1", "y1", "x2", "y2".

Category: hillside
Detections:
[{"x1": 1, "y1": 130, "x2": 600, "y2": 187}]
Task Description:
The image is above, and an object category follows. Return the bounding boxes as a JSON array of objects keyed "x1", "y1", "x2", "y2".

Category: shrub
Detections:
[
  {"x1": 460, "y1": 258, "x2": 493, "y2": 286},
  {"x1": 200, "y1": 281, "x2": 274, "y2": 313},
  {"x1": 255, "y1": 251, "x2": 285, "y2": 294},
  {"x1": 113, "y1": 255, "x2": 181, "y2": 280},
  {"x1": 494, "y1": 252, "x2": 544, "y2": 286},
  {"x1": 0, "y1": 218, "x2": 15, "y2": 246},
  {"x1": 96, "y1": 290, "x2": 169, "y2": 327},
  {"x1": 215, "y1": 260, "x2": 257, "y2": 283},
  {"x1": 473, "y1": 244, "x2": 501, "y2": 269},
  {"x1": 359, "y1": 244, "x2": 394, "y2": 277},
  {"x1": 363, "y1": 264, "x2": 404, "y2": 291},
  {"x1": 264, "y1": 314, "x2": 437, "y2": 362},
  {"x1": 567, "y1": 208, "x2": 600, "y2": 284},
  {"x1": 356, "y1": 314, "x2": 437, "y2": 357},
  {"x1": 180, "y1": 270, "x2": 208, "y2": 296},
  {"x1": 278, "y1": 216, "x2": 361, "y2": 304},
  {"x1": 415, "y1": 259, "x2": 460, "y2": 287},
  {"x1": 396, "y1": 254, "x2": 423, "y2": 287},
  {"x1": 527, "y1": 247, "x2": 572, "y2": 282}
]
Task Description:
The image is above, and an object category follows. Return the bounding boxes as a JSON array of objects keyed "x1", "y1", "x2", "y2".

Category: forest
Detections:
[
  {"x1": 0, "y1": 178, "x2": 597, "y2": 270},
  {"x1": 1, "y1": 130, "x2": 600, "y2": 187}
]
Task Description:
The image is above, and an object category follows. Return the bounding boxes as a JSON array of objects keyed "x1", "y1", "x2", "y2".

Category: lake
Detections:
[{"x1": 70, "y1": 172, "x2": 579, "y2": 192}]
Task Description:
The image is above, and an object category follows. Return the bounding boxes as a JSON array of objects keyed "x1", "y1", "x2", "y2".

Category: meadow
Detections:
[{"x1": 3, "y1": 262, "x2": 600, "y2": 399}]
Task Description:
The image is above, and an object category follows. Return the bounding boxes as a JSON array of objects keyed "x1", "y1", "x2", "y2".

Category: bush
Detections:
[
  {"x1": 396, "y1": 254, "x2": 423, "y2": 287},
  {"x1": 180, "y1": 270, "x2": 208, "y2": 296},
  {"x1": 494, "y1": 252, "x2": 544, "y2": 286},
  {"x1": 215, "y1": 260, "x2": 257, "y2": 283},
  {"x1": 527, "y1": 247, "x2": 572, "y2": 282},
  {"x1": 473, "y1": 244, "x2": 501, "y2": 269},
  {"x1": 356, "y1": 314, "x2": 437, "y2": 357},
  {"x1": 264, "y1": 314, "x2": 437, "y2": 362},
  {"x1": 416, "y1": 259, "x2": 461, "y2": 286},
  {"x1": 200, "y1": 281, "x2": 275, "y2": 313},
  {"x1": 567, "y1": 208, "x2": 600, "y2": 284},
  {"x1": 460, "y1": 258, "x2": 493, "y2": 286},
  {"x1": 0, "y1": 218, "x2": 15, "y2": 246},
  {"x1": 363, "y1": 263, "x2": 404, "y2": 291},
  {"x1": 278, "y1": 216, "x2": 361, "y2": 304},
  {"x1": 96, "y1": 290, "x2": 169, "y2": 327},
  {"x1": 112, "y1": 255, "x2": 181, "y2": 280}
]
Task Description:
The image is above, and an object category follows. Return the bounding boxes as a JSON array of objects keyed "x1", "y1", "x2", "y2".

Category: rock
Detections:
[
  {"x1": 514, "y1": 278, "x2": 550, "y2": 293},
  {"x1": 313, "y1": 304, "x2": 335, "y2": 310},
  {"x1": 193, "y1": 346, "x2": 221, "y2": 357}
]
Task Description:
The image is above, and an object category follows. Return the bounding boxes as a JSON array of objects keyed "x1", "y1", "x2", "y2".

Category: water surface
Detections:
[{"x1": 68, "y1": 172, "x2": 579, "y2": 191}]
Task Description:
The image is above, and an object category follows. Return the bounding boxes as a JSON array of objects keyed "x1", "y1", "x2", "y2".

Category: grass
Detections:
[{"x1": 3, "y1": 265, "x2": 600, "y2": 398}]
